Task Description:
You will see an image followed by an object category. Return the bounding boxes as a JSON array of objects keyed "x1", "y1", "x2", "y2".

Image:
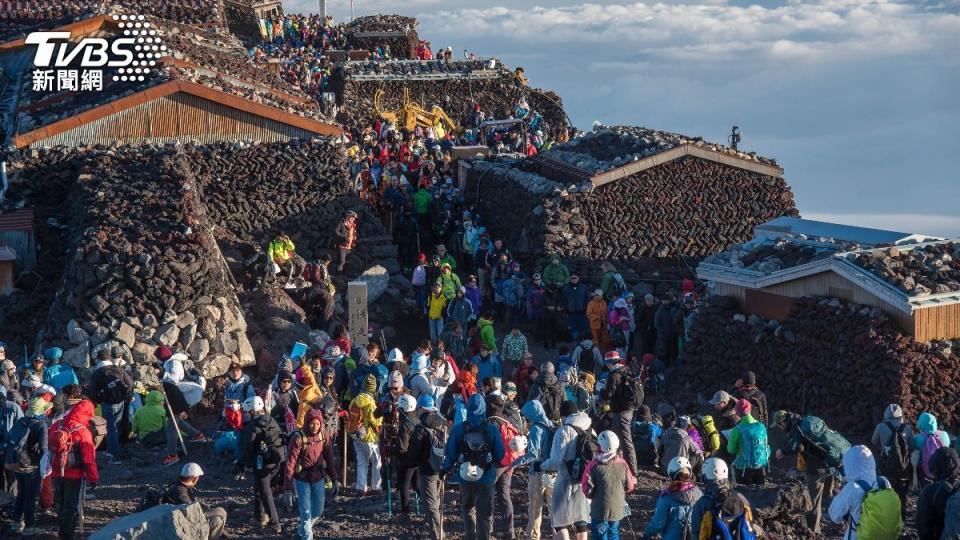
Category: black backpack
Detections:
[
  {"x1": 565, "y1": 425, "x2": 598, "y2": 481},
  {"x1": 576, "y1": 348, "x2": 597, "y2": 375},
  {"x1": 258, "y1": 417, "x2": 286, "y2": 465},
  {"x1": 98, "y1": 366, "x2": 130, "y2": 404},
  {"x1": 459, "y1": 423, "x2": 493, "y2": 469},
  {"x1": 877, "y1": 422, "x2": 911, "y2": 478},
  {"x1": 426, "y1": 423, "x2": 449, "y2": 473},
  {"x1": 135, "y1": 484, "x2": 172, "y2": 512},
  {"x1": 632, "y1": 421, "x2": 658, "y2": 468},
  {"x1": 613, "y1": 373, "x2": 644, "y2": 411},
  {"x1": 3, "y1": 418, "x2": 40, "y2": 471},
  {"x1": 541, "y1": 385, "x2": 562, "y2": 423}
]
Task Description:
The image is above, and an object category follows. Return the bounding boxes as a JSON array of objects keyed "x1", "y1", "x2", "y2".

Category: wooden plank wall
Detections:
[{"x1": 914, "y1": 304, "x2": 960, "y2": 341}]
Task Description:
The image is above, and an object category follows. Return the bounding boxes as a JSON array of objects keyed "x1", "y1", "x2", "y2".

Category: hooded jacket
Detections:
[
  {"x1": 446, "y1": 296, "x2": 474, "y2": 327},
  {"x1": 644, "y1": 481, "x2": 702, "y2": 540},
  {"x1": 472, "y1": 352, "x2": 501, "y2": 387},
  {"x1": 660, "y1": 426, "x2": 703, "y2": 476},
  {"x1": 442, "y1": 393, "x2": 505, "y2": 485},
  {"x1": 349, "y1": 391, "x2": 382, "y2": 444},
  {"x1": 829, "y1": 445, "x2": 889, "y2": 540},
  {"x1": 914, "y1": 412, "x2": 951, "y2": 451},
  {"x1": 285, "y1": 409, "x2": 336, "y2": 485},
  {"x1": 582, "y1": 451, "x2": 636, "y2": 522},
  {"x1": 916, "y1": 447, "x2": 960, "y2": 540},
  {"x1": 542, "y1": 261, "x2": 570, "y2": 288},
  {"x1": 0, "y1": 395, "x2": 23, "y2": 442},
  {"x1": 870, "y1": 404, "x2": 914, "y2": 454},
  {"x1": 132, "y1": 390, "x2": 166, "y2": 440},
  {"x1": 542, "y1": 412, "x2": 593, "y2": 528},
  {"x1": 513, "y1": 400, "x2": 554, "y2": 468},
  {"x1": 438, "y1": 269, "x2": 462, "y2": 300},
  {"x1": 43, "y1": 363, "x2": 79, "y2": 392},
  {"x1": 49, "y1": 399, "x2": 98, "y2": 483},
  {"x1": 477, "y1": 317, "x2": 497, "y2": 352},
  {"x1": 409, "y1": 410, "x2": 449, "y2": 475}
]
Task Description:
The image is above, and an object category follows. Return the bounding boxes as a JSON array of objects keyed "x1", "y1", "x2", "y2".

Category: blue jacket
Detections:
[
  {"x1": 0, "y1": 400, "x2": 24, "y2": 443},
  {"x1": 561, "y1": 283, "x2": 590, "y2": 313},
  {"x1": 43, "y1": 364, "x2": 79, "y2": 392},
  {"x1": 513, "y1": 400, "x2": 553, "y2": 467},
  {"x1": 443, "y1": 394, "x2": 505, "y2": 485},
  {"x1": 472, "y1": 354, "x2": 502, "y2": 387},
  {"x1": 643, "y1": 484, "x2": 703, "y2": 540}
]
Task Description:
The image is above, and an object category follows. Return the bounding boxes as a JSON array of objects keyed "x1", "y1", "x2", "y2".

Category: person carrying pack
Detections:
[
  {"x1": 914, "y1": 412, "x2": 952, "y2": 486},
  {"x1": 632, "y1": 405, "x2": 663, "y2": 469},
  {"x1": 514, "y1": 400, "x2": 556, "y2": 540},
  {"x1": 48, "y1": 398, "x2": 98, "y2": 540},
  {"x1": 487, "y1": 395, "x2": 521, "y2": 537},
  {"x1": 88, "y1": 354, "x2": 132, "y2": 461},
  {"x1": 644, "y1": 456, "x2": 703, "y2": 540},
  {"x1": 828, "y1": 445, "x2": 902, "y2": 540},
  {"x1": 409, "y1": 395, "x2": 448, "y2": 540},
  {"x1": 347, "y1": 375, "x2": 383, "y2": 495},
  {"x1": 694, "y1": 414, "x2": 722, "y2": 456},
  {"x1": 727, "y1": 400, "x2": 770, "y2": 486},
  {"x1": 6, "y1": 397, "x2": 51, "y2": 536},
  {"x1": 691, "y1": 458, "x2": 757, "y2": 540},
  {"x1": 601, "y1": 353, "x2": 641, "y2": 476},
  {"x1": 284, "y1": 409, "x2": 337, "y2": 540},
  {"x1": 870, "y1": 404, "x2": 912, "y2": 516},
  {"x1": 442, "y1": 393, "x2": 505, "y2": 540},
  {"x1": 234, "y1": 396, "x2": 284, "y2": 534},
  {"x1": 541, "y1": 401, "x2": 593, "y2": 540},
  {"x1": 916, "y1": 446, "x2": 960, "y2": 540}
]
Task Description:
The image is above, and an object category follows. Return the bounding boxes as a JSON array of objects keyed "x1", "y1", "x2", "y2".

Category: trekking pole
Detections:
[
  {"x1": 342, "y1": 426, "x2": 348, "y2": 491},
  {"x1": 438, "y1": 480, "x2": 445, "y2": 540},
  {"x1": 386, "y1": 460, "x2": 393, "y2": 515},
  {"x1": 157, "y1": 383, "x2": 188, "y2": 457}
]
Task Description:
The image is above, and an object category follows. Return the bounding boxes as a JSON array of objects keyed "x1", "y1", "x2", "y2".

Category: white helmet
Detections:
[
  {"x1": 397, "y1": 394, "x2": 417, "y2": 413},
  {"x1": 242, "y1": 396, "x2": 264, "y2": 413},
  {"x1": 702, "y1": 457, "x2": 729, "y2": 482},
  {"x1": 667, "y1": 456, "x2": 692, "y2": 478},
  {"x1": 508, "y1": 435, "x2": 528, "y2": 455},
  {"x1": 597, "y1": 430, "x2": 620, "y2": 454},
  {"x1": 387, "y1": 348, "x2": 404, "y2": 364},
  {"x1": 180, "y1": 462, "x2": 204, "y2": 478},
  {"x1": 460, "y1": 462, "x2": 483, "y2": 482}
]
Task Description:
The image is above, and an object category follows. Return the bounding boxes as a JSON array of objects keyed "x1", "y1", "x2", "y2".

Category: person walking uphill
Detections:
[
  {"x1": 514, "y1": 400, "x2": 555, "y2": 540},
  {"x1": 642, "y1": 456, "x2": 702, "y2": 540},
  {"x1": 582, "y1": 431, "x2": 636, "y2": 540},
  {"x1": 442, "y1": 393, "x2": 506, "y2": 540},
  {"x1": 690, "y1": 457, "x2": 756, "y2": 540},
  {"x1": 285, "y1": 409, "x2": 338, "y2": 540},
  {"x1": 7, "y1": 397, "x2": 50, "y2": 536},
  {"x1": 828, "y1": 445, "x2": 903, "y2": 540},
  {"x1": 87, "y1": 353, "x2": 132, "y2": 463},
  {"x1": 408, "y1": 395, "x2": 448, "y2": 540},
  {"x1": 726, "y1": 399, "x2": 770, "y2": 485},
  {"x1": 870, "y1": 403, "x2": 913, "y2": 515},
  {"x1": 334, "y1": 210, "x2": 359, "y2": 274},
  {"x1": 428, "y1": 282, "x2": 448, "y2": 343},
  {"x1": 49, "y1": 398, "x2": 98, "y2": 540},
  {"x1": 542, "y1": 401, "x2": 593, "y2": 540},
  {"x1": 916, "y1": 447, "x2": 960, "y2": 540},
  {"x1": 347, "y1": 374, "x2": 384, "y2": 495},
  {"x1": 914, "y1": 411, "x2": 951, "y2": 488},
  {"x1": 235, "y1": 396, "x2": 285, "y2": 534}
]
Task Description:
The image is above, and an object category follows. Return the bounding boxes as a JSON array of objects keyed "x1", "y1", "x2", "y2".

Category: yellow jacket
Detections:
[
  {"x1": 268, "y1": 238, "x2": 295, "y2": 264},
  {"x1": 295, "y1": 365, "x2": 323, "y2": 428},
  {"x1": 349, "y1": 392, "x2": 382, "y2": 443},
  {"x1": 428, "y1": 292, "x2": 447, "y2": 320}
]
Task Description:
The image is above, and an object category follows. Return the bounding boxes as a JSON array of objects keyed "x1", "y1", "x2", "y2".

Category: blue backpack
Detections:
[
  {"x1": 699, "y1": 492, "x2": 757, "y2": 540},
  {"x1": 733, "y1": 422, "x2": 770, "y2": 470}
]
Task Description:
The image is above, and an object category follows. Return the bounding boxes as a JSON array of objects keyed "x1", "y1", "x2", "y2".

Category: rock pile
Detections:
[
  {"x1": 336, "y1": 73, "x2": 569, "y2": 133},
  {"x1": 343, "y1": 59, "x2": 490, "y2": 77},
  {"x1": 469, "y1": 156, "x2": 798, "y2": 261},
  {"x1": 681, "y1": 296, "x2": 960, "y2": 433},
  {"x1": 45, "y1": 147, "x2": 253, "y2": 378},
  {"x1": 702, "y1": 238, "x2": 848, "y2": 274},
  {"x1": 345, "y1": 15, "x2": 418, "y2": 59},
  {"x1": 851, "y1": 241, "x2": 960, "y2": 296}
]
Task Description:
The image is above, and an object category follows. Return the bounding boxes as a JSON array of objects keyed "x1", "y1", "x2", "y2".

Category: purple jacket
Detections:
[{"x1": 464, "y1": 284, "x2": 482, "y2": 315}]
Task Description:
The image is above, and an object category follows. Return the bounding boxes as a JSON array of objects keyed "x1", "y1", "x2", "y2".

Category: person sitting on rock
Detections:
[
  {"x1": 40, "y1": 348, "x2": 77, "y2": 393},
  {"x1": 267, "y1": 232, "x2": 303, "y2": 284},
  {"x1": 221, "y1": 362, "x2": 256, "y2": 427},
  {"x1": 163, "y1": 463, "x2": 228, "y2": 540},
  {"x1": 131, "y1": 390, "x2": 166, "y2": 447},
  {"x1": 334, "y1": 210, "x2": 359, "y2": 274},
  {"x1": 155, "y1": 353, "x2": 206, "y2": 466}
]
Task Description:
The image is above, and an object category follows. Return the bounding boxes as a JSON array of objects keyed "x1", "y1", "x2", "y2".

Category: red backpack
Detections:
[
  {"x1": 490, "y1": 416, "x2": 521, "y2": 467},
  {"x1": 49, "y1": 421, "x2": 83, "y2": 476}
]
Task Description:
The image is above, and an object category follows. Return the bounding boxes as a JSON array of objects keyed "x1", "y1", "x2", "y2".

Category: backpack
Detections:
[
  {"x1": 540, "y1": 385, "x2": 562, "y2": 423},
  {"x1": 426, "y1": 423, "x2": 448, "y2": 473},
  {"x1": 345, "y1": 400, "x2": 367, "y2": 439},
  {"x1": 698, "y1": 492, "x2": 757, "y2": 540},
  {"x1": 98, "y1": 366, "x2": 130, "y2": 404},
  {"x1": 491, "y1": 416, "x2": 521, "y2": 467},
  {"x1": 575, "y1": 347, "x2": 597, "y2": 375},
  {"x1": 799, "y1": 416, "x2": 850, "y2": 470},
  {"x1": 257, "y1": 417, "x2": 286, "y2": 466},
  {"x1": 135, "y1": 485, "x2": 172, "y2": 512},
  {"x1": 632, "y1": 421, "x2": 659, "y2": 468},
  {"x1": 876, "y1": 423, "x2": 911, "y2": 479},
  {"x1": 920, "y1": 432, "x2": 945, "y2": 481},
  {"x1": 459, "y1": 423, "x2": 493, "y2": 469},
  {"x1": 612, "y1": 372, "x2": 644, "y2": 411},
  {"x1": 852, "y1": 478, "x2": 902, "y2": 540},
  {"x1": 291, "y1": 430, "x2": 325, "y2": 475},
  {"x1": 4, "y1": 419, "x2": 38, "y2": 471},
  {"x1": 50, "y1": 421, "x2": 84, "y2": 476},
  {"x1": 696, "y1": 415, "x2": 721, "y2": 454},
  {"x1": 940, "y1": 488, "x2": 960, "y2": 539},
  {"x1": 733, "y1": 422, "x2": 770, "y2": 470},
  {"x1": 565, "y1": 425, "x2": 598, "y2": 482}
]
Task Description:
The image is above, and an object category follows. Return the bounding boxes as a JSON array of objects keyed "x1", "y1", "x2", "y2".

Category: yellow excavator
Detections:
[{"x1": 374, "y1": 88, "x2": 460, "y2": 134}]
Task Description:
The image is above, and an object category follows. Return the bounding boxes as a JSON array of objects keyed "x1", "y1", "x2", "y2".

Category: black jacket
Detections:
[
  {"x1": 917, "y1": 447, "x2": 960, "y2": 540},
  {"x1": 87, "y1": 364, "x2": 132, "y2": 405},
  {"x1": 735, "y1": 386, "x2": 769, "y2": 425},
  {"x1": 237, "y1": 414, "x2": 285, "y2": 474},
  {"x1": 163, "y1": 482, "x2": 198, "y2": 505},
  {"x1": 409, "y1": 411, "x2": 447, "y2": 475},
  {"x1": 162, "y1": 381, "x2": 191, "y2": 416},
  {"x1": 396, "y1": 411, "x2": 419, "y2": 467}
]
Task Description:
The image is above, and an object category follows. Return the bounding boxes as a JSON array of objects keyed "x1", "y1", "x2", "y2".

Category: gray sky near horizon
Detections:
[{"x1": 285, "y1": 0, "x2": 960, "y2": 237}]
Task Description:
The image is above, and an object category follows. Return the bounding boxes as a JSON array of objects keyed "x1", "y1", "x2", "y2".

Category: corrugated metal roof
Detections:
[
  {"x1": 754, "y1": 216, "x2": 940, "y2": 246},
  {"x1": 0, "y1": 208, "x2": 33, "y2": 233}
]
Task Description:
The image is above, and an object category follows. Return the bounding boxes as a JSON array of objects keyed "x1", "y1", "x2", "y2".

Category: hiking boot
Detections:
[
  {"x1": 162, "y1": 454, "x2": 180, "y2": 466},
  {"x1": 270, "y1": 522, "x2": 282, "y2": 534},
  {"x1": 188, "y1": 433, "x2": 209, "y2": 443},
  {"x1": 249, "y1": 515, "x2": 270, "y2": 528},
  {"x1": 9, "y1": 521, "x2": 24, "y2": 534}
]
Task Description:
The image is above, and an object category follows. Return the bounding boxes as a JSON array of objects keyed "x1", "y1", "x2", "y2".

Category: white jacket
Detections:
[
  {"x1": 542, "y1": 412, "x2": 593, "y2": 528},
  {"x1": 828, "y1": 445, "x2": 884, "y2": 540}
]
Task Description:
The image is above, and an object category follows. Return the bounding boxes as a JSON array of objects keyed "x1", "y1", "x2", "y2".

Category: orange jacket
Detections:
[{"x1": 587, "y1": 298, "x2": 608, "y2": 331}]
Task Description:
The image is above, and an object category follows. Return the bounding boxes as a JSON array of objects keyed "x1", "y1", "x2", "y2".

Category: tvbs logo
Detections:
[{"x1": 26, "y1": 14, "x2": 165, "y2": 92}]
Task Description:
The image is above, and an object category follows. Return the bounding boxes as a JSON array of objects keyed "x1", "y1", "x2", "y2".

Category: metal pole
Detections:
[
  {"x1": 157, "y1": 382, "x2": 188, "y2": 457},
  {"x1": 350, "y1": 0, "x2": 354, "y2": 21},
  {"x1": 342, "y1": 426, "x2": 348, "y2": 491}
]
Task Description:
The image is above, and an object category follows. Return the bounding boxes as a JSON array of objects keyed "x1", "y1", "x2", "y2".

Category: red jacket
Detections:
[
  {"x1": 49, "y1": 399, "x2": 99, "y2": 484},
  {"x1": 284, "y1": 410, "x2": 337, "y2": 487}
]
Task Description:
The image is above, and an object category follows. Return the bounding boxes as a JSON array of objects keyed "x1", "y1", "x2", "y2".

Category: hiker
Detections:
[
  {"x1": 6, "y1": 397, "x2": 50, "y2": 536},
  {"x1": 394, "y1": 394, "x2": 420, "y2": 515},
  {"x1": 285, "y1": 409, "x2": 338, "y2": 540},
  {"x1": 438, "y1": 263, "x2": 462, "y2": 300},
  {"x1": 440, "y1": 370, "x2": 476, "y2": 427},
  {"x1": 659, "y1": 411, "x2": 703, "y2": 478},
  {"x1": 514, "y1": 400, "x2": 555, "y2": 540},
  {"x1": 541, "y1": 400, "x2": 592, "y2": 540},
  {"x1": 582, "y1": 430, "x2": 636, "y2": 540},
  {"x1": 1, "y1": 383, "x2": 24, "y2": 493},
  {"x1": 870, "y1": 404, "x2": 913, "y2": 513},
  {"x1": 334, "y1": 210, "x2": 358, "y2": 273},
  {"x1": 773, "y1": 410, "x2": 852, "y2": 535},
  {"x1": 464, "y1": 274, "x2": 483, "y2": 315},
  {"x1": 632, "y1": 405, "x2": 663, "y2": 470},
  {"x1": 156, "y1": 353, "x2": 205, "y2": 465},
  {"x1": 409, "y1": 395, "x2": 447, "y2": 540},
  {"x1": 708, "y1": 389, "x2": 740, "y2": 432},
  {"x1": 608, "y1": 298, "x2": 632, "y2": 356},
  {"x1": 503, "y1": 265, "x2": 526, "y2": 325},
  {"x1": 529, "y1": 362, "x2": 564, "y2": 424},
  {"x1": 41, "y1": 347, "x2": 78, "y2": 393},
  {"x1": 501, "y1": 327, "x2": 529, "y2": 380},
  {"x1": 0, "y1": 358, "x2": 20, "y2": 403},
  {"x1": 131, "y1": 390, "x2": 166, "y2": 447},
  {"x1": 222, "y1": 361, "x2": 257, "y2": 426},
  {"x1": 733, "y1": 371, "x2": 769, "y2": 426},
  {"x1": 542, "y1": 254, "x2": 570, "y2": 290},
  {"x1": 87, "y1": 351, "x2": 132, "y2": 463},
  {"x1": 267, "y1": 232, "x2": 302, "y2": 282},
  {"x1": 487, "y1": 395, "x2": 521, "y2": 538},
  {"x1": 347, "y1": 374, "x2": 383, "y2": 495},
  {"x1": 653, "y1": 294, "x2": 678, "y2": 364},
  {"x1": 413, "y1": 253, "x2": 429, "y2": 315},
  {"x1": 472, "y1": 345, "x2": 502, "y2": 390},
  {"x1": 502, "y1": 382, "x2": 524, "y2": 429},
  {"x1": 560, "y1": 369, "x2": 590, "y2": 412},
  {"x1": 49, "y1": 398, "x2": 98, "y2": 540},
  {"x1": 562, "y1": 274, "x2": 591, "y2": 342},
  {"x1": 161, "y1": 463, "x2": 228, "y2": 540},
  {"x1": 597, "y1": 350, "x2": 641, "y2": 476},
  {"x1": 235, "y1": 396, "x2": 285, "y2": 534},
  {"x1": 442, "y1": 393, "x2": 505, "y2": 540},
  {"x1": 726, "y1": 399, "x2": 770, "y2": 485},
  {"x1": 689, "y1": 457, "x2": 756, "y2": 539},
  {"x1": 635, "y1": 294, "x2": 657, "y2": 356},
  {"x1": 20, "y1": 355, "x2": 44, "y2": 385},
  {"x1": 586, "y1": 289, "x2": 610, "y2": 353},
  {"x1": 477, "y1": 311, "x2": 498, "y2": 353},
  {"x1": 642, "y1": 456, "x2": 702, "y2": 540},
  {"x1": 408, "y1": 353, "x2": 437, "y2": 400},
  {"x1": 571, "y1": 340, "x2": 602, "y2": 378},
  {"x1": 828, "y1": 445, "x2": 903, "y2": 540},
  {"x1": 914, "y1": 411, "x2": 952, "y2": 488},
  {"x1": 269, "y1": 370, "x2": 299, "y2": 437},
  {"x1": 447, "y1": 286, "x2": 475, "y2": 331},
  {"x1": 428, "y1": 281, "x2": 448, "y2": 343},
  {"x1": 916, "y1": 446, "x2": 960, "y2": 540}
]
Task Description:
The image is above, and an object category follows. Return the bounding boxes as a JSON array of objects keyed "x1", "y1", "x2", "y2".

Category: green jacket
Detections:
[
  {"x1": 439, "y1": 254, "x2": 458, "y2": 271},
  {"x1": 727, "y1": 414, "x2": 759, "y2": 456},
  {"x1": 477, "y1": 317, "x2": 497, "y2": 353},
  {"x1": 413, "y1": 188, "x2": 431, "y2": 214},
  {"x1": 438, "y1": 271, "x2": 462, "y2": 300},
  {"x1": 132, "y1": 390, "x2": 167, "y2": 440},
  {"x1": 600, "y1": 270, "x2": 618, "y2": 299},
  {"x1": 542, "y1": 262, "x2": 570, "y2": 287},
  {"x1": 267, "y1": 237, "x2": 295, "y2": 264}
]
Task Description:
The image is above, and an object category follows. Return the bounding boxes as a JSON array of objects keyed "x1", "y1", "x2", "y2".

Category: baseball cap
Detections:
[{"x1": 708, "y1": 390, "x2": 731, "y2": 405}]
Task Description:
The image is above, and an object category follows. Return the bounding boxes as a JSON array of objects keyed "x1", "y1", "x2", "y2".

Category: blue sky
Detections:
[{"x1": 285, "y1": 0, "x2": 960, "y2": 237}]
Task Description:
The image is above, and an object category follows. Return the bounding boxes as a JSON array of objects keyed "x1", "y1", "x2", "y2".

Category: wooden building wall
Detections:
[
  {"x1": 30, "y1": 92, "x2": 318, "y2": 148},
  {"x1": 915, "y1": 304, "x2": 960, "y2": 341}
]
